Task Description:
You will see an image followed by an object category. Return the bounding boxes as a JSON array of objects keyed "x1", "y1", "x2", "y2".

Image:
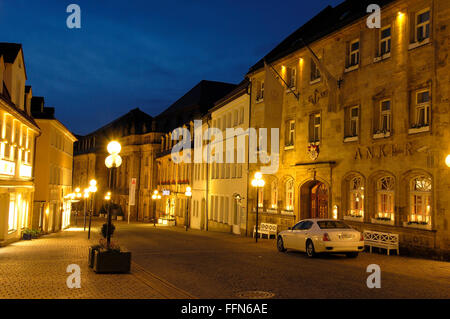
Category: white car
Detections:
[{"x1": 277, "y1": 219, "x2": 365, "y2": 258}]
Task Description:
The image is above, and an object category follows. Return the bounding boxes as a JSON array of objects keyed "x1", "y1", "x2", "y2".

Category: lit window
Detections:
[
  {"x1": 415, "y1": 9, "x2": 430, "y2": 42},
  {"x1": 256, "y1": 80, "x2": 264, "y2": 101},
  {"x1": 286, "y1": 66, "x2": 296, "y2": 89},
  {"x1": 414, "y1": 90, "x2": 430, "y2": 128},
  {"x1": 348, "y1": 177, "x2": 364, "y2": 218},
  {"x1": 271, "y1": 181, "x2": 278, "y2": 209},
  {"x1": 309, "y1": 113, "x2": 321, "y2": 143},
  {"x1": 376, "y1": 176, "x2": 395, "y2": 221},
  {"x1": 258, "y1": 187, "x2": 264, "y2": 208},
  {"x1": 8, "y1": 194, "x2": 17, "y2": 232},
  {"x1": 380, "y1": 26, "x2": 391, "y2": 56},
  {"x1": 408, "y1": 176, "x2": 431, "y2": 225},
  {"x1": 348, "y1": 106, "x2": 359, "y2": 137},
  {"x1": 285, "y1": 120, "x2": 295, "y2": 147},
  {"x1": 286, "y1": 179, "x2": 294, "y2": 211},
  {"x1": 310, "y1": 59, "x2": 321, "y2": 82},
  {"x1": 348, "y1": 40, "x2": 360, "y2": 67},
  {"x1": 380, "y1": 100, "x2": 391, "y2": 132}
]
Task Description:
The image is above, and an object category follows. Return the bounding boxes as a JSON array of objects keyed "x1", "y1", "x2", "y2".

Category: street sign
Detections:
[{"x1": 129, "y1": 178, "x2": 136, "y2": 206}]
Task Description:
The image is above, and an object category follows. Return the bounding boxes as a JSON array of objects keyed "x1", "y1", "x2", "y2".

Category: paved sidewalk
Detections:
[{"x1": 0, "y1": 223, "x2": 194, "y2": 299}]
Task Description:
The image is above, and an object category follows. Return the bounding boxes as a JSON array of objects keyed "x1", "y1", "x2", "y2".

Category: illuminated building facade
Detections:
[
  {"x1": 247, "y1": 0, "x2": 450, "y2": 258},
  {"x1": 0, "y1": 43, "x2": 40, "y2": 246},
  {"x1": 31, "y1": 99, "x2": 77, "y2": 233}
]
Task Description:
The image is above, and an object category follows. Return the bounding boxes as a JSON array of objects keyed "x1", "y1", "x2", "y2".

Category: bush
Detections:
[{"x1": 101, "y1": 223, "x2": 115, "y2": 238}]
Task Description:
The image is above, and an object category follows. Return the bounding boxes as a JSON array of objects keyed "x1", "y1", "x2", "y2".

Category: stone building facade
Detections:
[{"x1": 246, "y1": 0, "x2": 450, "y2": 259}]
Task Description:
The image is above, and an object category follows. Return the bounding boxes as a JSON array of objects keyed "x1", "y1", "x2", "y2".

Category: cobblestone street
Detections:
[
  {"x1": 0, "y1": 220, "x2": 192, "y2": 299},
  {"x1": 1, "y1": 219, "x2": 449, "y2": 299}
]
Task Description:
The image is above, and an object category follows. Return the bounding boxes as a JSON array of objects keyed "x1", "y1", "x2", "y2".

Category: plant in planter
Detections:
[
  {"x1": 30, "y1": 229, "x2": 41, "y2": 239},
  {"x1": 91, "y1": 222, "x2": 131, "y2": 273},
  {"x1": 22, "y1": 228, "x2": 33, "y2": 240}
]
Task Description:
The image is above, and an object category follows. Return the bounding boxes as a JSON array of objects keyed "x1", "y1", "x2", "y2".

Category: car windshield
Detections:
[{"x1": 317, "y1": 221, "x2": 351, "y2": 229}]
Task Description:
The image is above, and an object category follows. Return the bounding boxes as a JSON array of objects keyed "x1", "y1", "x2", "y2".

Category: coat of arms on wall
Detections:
[{"x1": 307, "y1": 143, "x2": 320, "y2": 160}]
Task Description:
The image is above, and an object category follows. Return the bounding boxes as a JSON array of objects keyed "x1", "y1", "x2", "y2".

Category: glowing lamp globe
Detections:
[
  {"x1": 89, "y1": 179, "x2": 97, "y2": 187},
  {"x1": 107, "y1": 141, "x2": 121, "y2": 155},
  {"x1": 446, "y1": 154, "x2": 450, "y2": 168}
]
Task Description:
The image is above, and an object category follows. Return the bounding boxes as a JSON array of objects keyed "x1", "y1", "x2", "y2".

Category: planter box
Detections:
[
  {"x1": 93, "y1": 249, "x2": 131, "y2": 273},
  {"x1": 22, "y1": 233, "x2": 32, "y2": 240}
]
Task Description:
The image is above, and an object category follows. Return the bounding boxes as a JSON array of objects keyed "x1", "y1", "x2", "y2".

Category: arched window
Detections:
[
  {"x1": 376, "y1": 176, "x2": 394, "y2": 221},
  {"x1": 348, "y1": 176, "x2": 364, "y2": 219},
  {"x1": 285, "y1": 179, "x2": 295, "y2": 211},
  {"x1": 270, "y1": 181, "x2": 278, "y2": 209},
  {"x1": 409, "y1": 176, "x2": 431, "y2": 225}
]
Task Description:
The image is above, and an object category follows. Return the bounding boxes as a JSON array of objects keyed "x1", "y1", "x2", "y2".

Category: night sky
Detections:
[{"x1": 0, "y1": 0, "x2": 342, "y2": 135}]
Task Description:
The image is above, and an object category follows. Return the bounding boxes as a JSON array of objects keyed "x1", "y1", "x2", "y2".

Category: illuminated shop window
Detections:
[
  {"x1": 285, "y1": 179, "x2": 294, "y2": 211},
  {"x1": 408, "y1": 176, "x2": 432, "y2": 225},
  {"x1": 270, "y1": 181, "x2": 278, "y2": 209},
  {"x1": 376, "y1": 176, "x2": 395, "y2": 221},
  {"x1": 348, "y1": 177, "x2": 364, "y2": 219}
]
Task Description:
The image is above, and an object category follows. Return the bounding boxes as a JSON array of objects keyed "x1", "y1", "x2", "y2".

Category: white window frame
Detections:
[
  {"x1": 379, "y1": 25, "x2": 391, "y2": 57},
  {"x1": 256, "y1": 81, "x2": 264, "y2": 102},
  {"x1": 285, "y1": 120, "x2": 295, "y2": 148},
  {"x1": 375, "y1": 177, "x2": 395, "y2": 221},
  {"x1": 346, "y1": 177, "x2": 364, "y2": 220},
  {"x1": 310, "y1": 59, "x2": 321, "y2": 83},
  {"x1": 310, "y1": 113, "x2": 321, "y2": 143},
  {"x1": 287, "y1": 66, "x2": 297, "y2": 89},
  {"x1": 285, "y1": 180, "x2": 294, "y2": 211},
  {"x1": 415, "y1": 9, "x2": 431, "y2": 43},
  {"x1": 349, "y1": 106, "x2": 359, "y2": 137},
  {"x1": 349, "y1": 39, "x2": 360, "y2": 67},
  {"x1": 380, "y1": 99, "x2": 391, "y2": 133},
  {"x1": 415, "y1": 89, "x2": 431, "y2": 127},
  {"x1": 408, "y1": 177, "x2": 432, "y2": 225}
]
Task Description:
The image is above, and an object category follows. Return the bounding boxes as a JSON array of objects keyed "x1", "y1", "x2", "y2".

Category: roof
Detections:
[
  {"x1": 155, "y1": 80, "x2": 236, "y2": 132},
  {"x1": 0, "y1": 43, "x2": 22, "y2": 63},
  {"x1": 0, "y1": 42, "x2": 27, "y2": 79},
  {"x1": 248, "y1": 0, "x2": 396, "y2": 74},
  {"x1": 210, "y1": 78, "x2": 249, "y2": 112}
]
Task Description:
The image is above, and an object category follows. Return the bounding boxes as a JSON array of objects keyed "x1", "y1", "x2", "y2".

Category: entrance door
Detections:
[{"x1": 310, "y1": 183, "x2": 328, "y2": 218}]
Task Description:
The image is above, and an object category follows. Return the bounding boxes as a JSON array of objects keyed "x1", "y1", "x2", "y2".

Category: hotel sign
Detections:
[
  {"x1": 354, "y1": 142, "x2": 416, "y2": 160},
  {"x1": 0, "y1": 160, "x2": 15, "y2": 176}
]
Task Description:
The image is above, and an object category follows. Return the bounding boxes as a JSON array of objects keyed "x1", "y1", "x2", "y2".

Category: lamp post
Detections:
[
  {"x1": 74, "y1": 188, "x2": 81, "y2": 226},
  {"x1": 251, "y1": 172, "x2": 265, "y2": 243},
  {"x1": 184, "y1": 186, "x2": 192, "y2": 231},
  {"x1": 151, "y1": 190, "x2": 161, "y2": 226},
  {"x1": 83, "y1": 189, "x2": 89, "y2": 231},
  {"x1": 87, "y1": 179, "x2": 97, "y2": 239},
  {"x1": 105, "y1": 141, "x2": 122, "y2": 249}
]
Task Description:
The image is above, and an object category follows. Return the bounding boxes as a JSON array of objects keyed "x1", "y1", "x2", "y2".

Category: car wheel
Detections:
[
  {"x1": 277, "y1": 236, "x2": 287, "y2": 252},
  {"x1": 306, "y1": 240, "x2": 316, "y2": 258},
  {"x1": 346, "y1": 252, "x2": 359, "y2": 258}
]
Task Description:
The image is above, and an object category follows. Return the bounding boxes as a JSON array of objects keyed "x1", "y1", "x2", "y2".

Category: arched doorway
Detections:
[{"x1": 300, "y1": 180, "x2": 329, "y2": 219}]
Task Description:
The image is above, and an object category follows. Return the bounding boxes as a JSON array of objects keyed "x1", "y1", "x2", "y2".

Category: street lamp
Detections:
[
  {"x1": 251, "y1": 172, "x2": 265, "y2": 243},
  {"x1": 105, "y1": 141, "x2": 122, "y2": 249},
  {"x1": 151, "y1": 190, "x2": 161, "y2": 226},
  {"x1": 83, "y1": 189, "x2": 89, "y2": 230},
  {"x1": 87, "y1": 179, "x2": 97, "y2": 239},
  {"x1": 184, "y1": 186, "x2": 192, "y2": 231}
]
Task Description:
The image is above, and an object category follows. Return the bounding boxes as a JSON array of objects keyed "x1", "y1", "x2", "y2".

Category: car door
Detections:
[
  {"x1": 296, "y1": 221, "x2": 314, "y2": 251},
  {"x1": 285, "y1": 221, "x2": 304, "y2": 249},
  {"x1": 290, "y1": 221, "x2": 309, "y2": 251}
]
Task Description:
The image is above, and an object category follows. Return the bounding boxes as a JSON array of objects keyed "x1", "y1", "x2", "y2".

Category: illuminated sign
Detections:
[
  {"x1": 19, "y1": 164, "x2": 32, "y2": 178},
  {"x1": 0, "y1": 160, "x2": 15, "y2": 176}
]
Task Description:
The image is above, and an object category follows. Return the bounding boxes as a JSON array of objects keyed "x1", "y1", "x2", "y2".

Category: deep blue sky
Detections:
[{"x1": 0, "y1": 0, "x2": 342, "y2": 135}]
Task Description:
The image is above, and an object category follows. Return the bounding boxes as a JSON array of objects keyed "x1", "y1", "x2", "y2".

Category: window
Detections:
[
  {"x1": 258, "y1": 187, "x2": 264, "y2": 208},
  {"x1": 271, "y1": 181, "x2": 278, "y2": 209},
  {"x1": 346, "y1": 106, "x2": 359, "y2": 138},
  {"x1": 309, "y1": 113, "x2": 321, "y2": 143},
  {"x1": 348, "y1": 40, "x2": 360, "y2": 67},
  {"x1": 310, "y1": 59, "x2": 321, "y2": 82},
  {"x1": 414, "y1": 90, "x2": 431, "y2": 128},
  {"x1": 348, "y1": 177, "x2": 364, "y2": 218},
  {"x1": 285, "y1": 120, "x2": 295, "y2": 147},
  {"x1": 8, "y1": 194, "x2": 17, "y2": 232},
  {"x1": 415, "y1": 9, "x2": 430, "y2": 42},
  {"x1": 376, "y1": 176, "x2": 395, "y2": 221},
  {"x1": 408, "y1": 176, "x2": 431, "y2": 225},
  {"x1": 317, "y1": 221, "x2": 350, "y2": 229},
  {"x1": 256, "y1": 80, "x2": 264, "y2": 101},
  {"x1": 285, "y1": 179, "x2": 294, "y2": 211},
  {"x1": 239, "y1": 108, "x2": 244, "y2": 124},
  {"x1": 286, "y1": 66, "x2": 296, "y2": 89},
  {"x1": 380, "y1": 100, "x2": 391, "y2": 132},
  {"x1": 380, "y1": 26, "x2": 391, "y2": 56}
]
